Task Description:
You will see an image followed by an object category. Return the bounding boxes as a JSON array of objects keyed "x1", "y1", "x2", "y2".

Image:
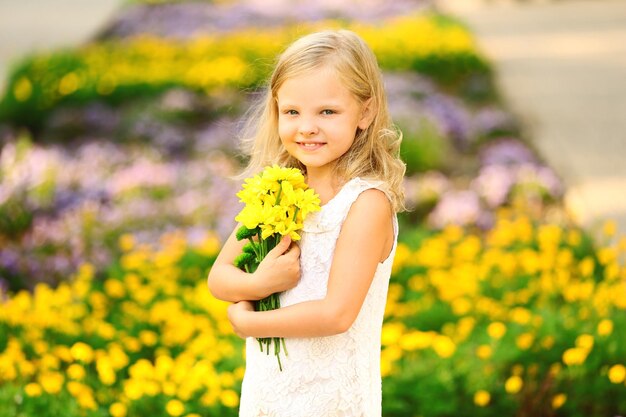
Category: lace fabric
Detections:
[{"x1": 239, "y1": 177, "x2": 398, "y2": 417}]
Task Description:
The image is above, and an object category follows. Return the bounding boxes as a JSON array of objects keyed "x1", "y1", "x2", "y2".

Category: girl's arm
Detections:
[
  {"x1": 207, "y1": 225, "x2": 301, "y2": 303},
  {"x1": 228, "y1": 189, "x2": 394, "y2": 338}
]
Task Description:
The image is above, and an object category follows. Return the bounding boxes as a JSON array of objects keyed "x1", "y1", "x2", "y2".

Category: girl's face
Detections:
[{"x1": 276, "y1": 66, "x2": 372, "y2": 179}]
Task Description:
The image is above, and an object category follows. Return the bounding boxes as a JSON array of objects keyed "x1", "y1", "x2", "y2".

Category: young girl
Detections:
[{"x1": 207, "y1": 29, "x2": 405, "y2": 416}]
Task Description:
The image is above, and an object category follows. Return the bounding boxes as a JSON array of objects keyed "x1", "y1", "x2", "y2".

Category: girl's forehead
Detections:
[{"x1": 276, "y1": 66, "x2": 355, "y2": 102}]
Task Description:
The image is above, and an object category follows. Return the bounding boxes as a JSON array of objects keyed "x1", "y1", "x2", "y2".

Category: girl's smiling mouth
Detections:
[{"x1": 297, "y1": 142, "x2": 326, "y2": 150}]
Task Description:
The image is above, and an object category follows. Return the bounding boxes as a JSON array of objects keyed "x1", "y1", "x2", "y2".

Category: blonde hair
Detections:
[{"x1": 238, "y1": 29, "x2": 406, "y2": 212}]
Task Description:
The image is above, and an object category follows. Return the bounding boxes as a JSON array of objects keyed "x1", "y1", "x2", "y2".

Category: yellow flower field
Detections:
[{"x1": 1, "y1": 210, "x2": 624, "y2": 416}]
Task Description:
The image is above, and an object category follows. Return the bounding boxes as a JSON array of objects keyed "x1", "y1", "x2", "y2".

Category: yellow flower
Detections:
[
  {"x1": 451, "y1": 297, "x2": 472, "y2": 315},
  {"x1": 608, "y1": 364, "x2": 626, "y2": 384},
  {"x1": 67, "y1": 363, "x2": 86, "y2": 380},
  {"x1": 13, "y1": 77, "x2": 33, "y2": 101},
  {"x1": 552, "y1": 393, "x2": 567, "y2": 409},
  {"x1": 235, "y1": 166, "x2": 320, "y2": 240},
  {"x1": 509, "y1": 307, "x2": 531, "y2": 325},
  {"x1": 108, "y1": 343, "x2": 130, "y2": 369},
  {"x1": 59, "y1": 72, "x2": 80, "y2": 95},
  {"x1": 196, "y1": 232, "x2": 221, "y2": 257},
  {"x1": 139, "y1": 330, "x2": 159, "y2": 346},
  {"x1": 381, "y1": 322, "x2": 405, "y2": 346},
  {"x1": 67, "y1": 381, "x2": 87, "y2": 397},
  {"x1": 129, "y1": 358, "x2": 154, "y2": 380},
  {"x1": 96, "y1": 356, "x2": 116, "y2": 385},
  {"x1": 474, "y1": 390, "x2": 490, "y2": 407},
  {"x1": 293, "y1": 188, "x2": 322, "y2": 217},
  {"x1": 598, "y1": 247, "x2": 617, "y2": 265},
  {"x1": 262, "y1": 165, "x2": 307, "y2": 189},
  {"x1": 575, "y1": 334, "x2": 594, "y2": 351},
  {"x1": 487, "y1": 322, "x2": 506, "y2": 339},
  {"x1": 603, "y1": 219, "x2": 617, "y2": 236},
  {"x1": 432, "y1": 335, "x2": 456, "y2": 358},
  {"x1": 505, "y1": 375, "x2": 523, "y2": 394},
  {"x1": 579, "y1": 257, "x2": 595, "y2": 277},
  {"x1": 118, "y1": 233, "x2": 136, "y2": 252},
  {"x1": 77, "y1": 392, "x2": 97, "y2": 410},
  {"x1": 234, "y1": 202, "x2": 263, "y2": 229},
  {"x1": 597, "y1": 319, "x2": 613, "y2": 336},
  {"x1": 400, "y1": 330, "x2": 433, "y2": 351},
  {"x1": 236, "y1": 176, "x2": 266, "y2": 205},
  {"x1": 110, "y1": 402, "x2": 128, "y2": 417},
  {"x1": 562, "y1": 347, "x2": 588, "y2": 366},
  {"x1": 124, "y1": 379, "x2": 144, "y2": 400},
  {"x1": 52, "y1": 345, "x2": 73, "y2": 363},
  {"x1": 24, "y1": 383, "x2": 42, "y2": 397},
  {"x1": 104, "y1": 279, "x2": 126, "y2": 298},
  {"x1": 70, "y1": 342, "x2": 94, "y2": 363},
  {"x1": 221, "y1": 389, "x2": 240, "y2": 408},
  {"x1": 39, "y1": 372, "x2": 64, "y2": 394},
  {"x1": 166, "y1": 399, "x2": 185, "y2": 416},
  {"x1": 475, "y1": 345, "x2": 492, "y2": 360},
  {"x1": 516, "y1": 333, "x2": 534, "y2": 350}
]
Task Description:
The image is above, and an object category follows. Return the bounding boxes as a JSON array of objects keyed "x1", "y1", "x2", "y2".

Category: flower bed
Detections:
[
  {"x1": 384, "y1": 213, "x2": 626, "y2": 416},
  {"x1": 0, "y1": 13, "x2": 489, "y2": 131},
  {"x1": 0, "y1": 214, "x2": 624, "y2": 416}
]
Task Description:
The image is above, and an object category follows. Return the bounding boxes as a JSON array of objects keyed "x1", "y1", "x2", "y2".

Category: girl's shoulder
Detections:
[
  {"x1": 347, "y1": 177, "x2": 394, "y2": 206},
  {"x1": 303, "y1": 177, "x2": 392, "y2": 233}
]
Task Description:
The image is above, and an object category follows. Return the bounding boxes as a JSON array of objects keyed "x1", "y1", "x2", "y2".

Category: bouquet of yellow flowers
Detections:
[{"x1": 233, "y1": 165, "x2": 320, "y2": 370}]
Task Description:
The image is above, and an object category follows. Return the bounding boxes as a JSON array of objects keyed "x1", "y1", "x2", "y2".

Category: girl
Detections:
[{"x1": 207, "y1": 29, "x2": 405, "y2": 416}]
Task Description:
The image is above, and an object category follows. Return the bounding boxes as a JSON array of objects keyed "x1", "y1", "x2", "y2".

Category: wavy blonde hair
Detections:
[{"x1": 238, "y1": 29, "x2": 406, "y2": 212}]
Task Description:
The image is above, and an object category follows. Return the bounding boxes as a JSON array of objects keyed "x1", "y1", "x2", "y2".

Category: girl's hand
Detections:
[
  {"x1": 253, "y1": 236, "x2": 301, "y2": 296},
  {"x1": 228, "y1": 300, "x2": 254, "y2": 339}
]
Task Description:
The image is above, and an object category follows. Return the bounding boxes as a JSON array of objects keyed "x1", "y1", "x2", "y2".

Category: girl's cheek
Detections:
[{"x1": 278, "y1": 123, "x2": 295, "y2": 139}]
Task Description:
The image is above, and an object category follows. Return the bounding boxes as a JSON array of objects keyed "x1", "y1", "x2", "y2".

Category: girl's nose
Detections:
[{"x1": 298, "y1": 119, "x2": 319, "y2": 136}]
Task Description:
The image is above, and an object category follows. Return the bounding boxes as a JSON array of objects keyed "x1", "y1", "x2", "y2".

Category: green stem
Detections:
[
  {"x1": 281, "y1": 338, "x2": 288, "y2": 356},
  {"x1": 275, "y1": 181, "x2": 283, "y2": 205},
  {"x1": 247, "y1": 237, "x2": 261, "y2": 260}
]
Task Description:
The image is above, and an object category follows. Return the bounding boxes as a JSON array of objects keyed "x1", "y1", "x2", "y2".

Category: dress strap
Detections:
[{"x1": 303, "y1": 177, "x2": 397, "y2": 236}]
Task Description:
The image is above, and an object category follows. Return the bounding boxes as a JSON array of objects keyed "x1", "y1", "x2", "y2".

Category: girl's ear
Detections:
[{"x1": 357, "y1": 98, "x2": 375, "y2": 130}]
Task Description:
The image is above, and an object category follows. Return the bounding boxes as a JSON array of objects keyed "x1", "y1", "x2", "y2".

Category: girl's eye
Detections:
[
  {"x1": 285, "y1": 110, "x2": 298, "y2": 115},
  {"x1": 321, "y1": 109, "x2": 335, "y2": 115}
]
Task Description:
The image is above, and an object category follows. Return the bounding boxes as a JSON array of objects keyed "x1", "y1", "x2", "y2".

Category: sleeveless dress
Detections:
[{"x1": 239, "y1": 177, "x2": 399, "y2": 417}]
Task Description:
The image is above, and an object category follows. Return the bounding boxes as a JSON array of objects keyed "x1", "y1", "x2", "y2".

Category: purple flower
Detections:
[
  {"x1": 403, "y1": 171, "x2": 451, "y2": 209},
  {"x1": 107, "y1": 158, "x2": 177, "y2": 196},
  {"x1": 423, "y1": 93, "x2": 472, "y2": 151},
  {"x1": 479, "y1": 138, "x2": 538, "y2": 167},
  {"x1": 195, "y1": 117, "x2": 240, "y2": 155},
  {"x1": 471, "y1": 164, "x2": 515, "y2": 208},
  {"x1": 102, "y1": 0, "x2": 433, "y2": 39},
  {"x1": 428, "y1": 190, "x2": 483, "y2": 228},
  {"x1": 471, "y1": 107, "x2": 516, "y2": 138},
  {"x1": 514, "y1": 163, "x2": 564, "y2": 199}
]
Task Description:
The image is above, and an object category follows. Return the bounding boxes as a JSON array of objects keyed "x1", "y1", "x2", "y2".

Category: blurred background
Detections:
[
  {"x1": 0, "y1": 0, "x2": 625, "y2": 416},
  {"x1": 439, "y1": 0, "x2": 626, "y2": 233}
]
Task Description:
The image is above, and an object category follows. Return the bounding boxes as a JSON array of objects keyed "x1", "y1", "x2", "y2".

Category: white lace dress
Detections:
[{"x1": 239, "y1": 177, "x2": 399, "y2": 417}]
